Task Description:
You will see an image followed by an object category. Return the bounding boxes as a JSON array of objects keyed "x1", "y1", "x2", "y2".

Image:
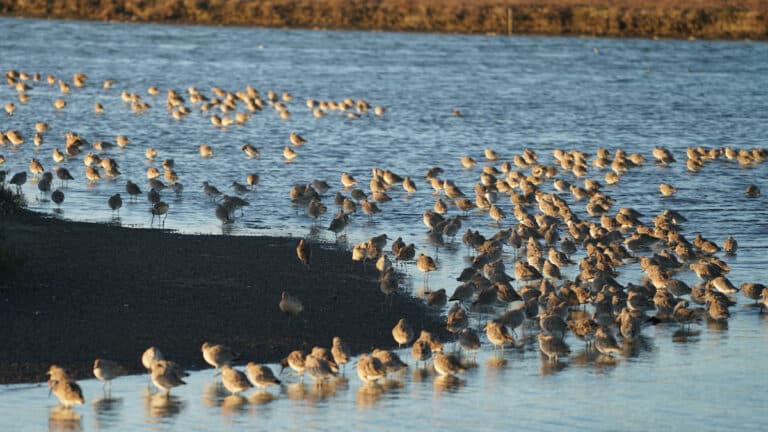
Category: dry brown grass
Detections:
[{"x1": 0, "y1": 0, "x2": 766, "y2": 39}]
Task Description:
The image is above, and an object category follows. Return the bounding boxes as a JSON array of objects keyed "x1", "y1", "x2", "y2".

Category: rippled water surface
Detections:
[{"x1": 1, "y1": 17, "x2": 767, "y2": 431}]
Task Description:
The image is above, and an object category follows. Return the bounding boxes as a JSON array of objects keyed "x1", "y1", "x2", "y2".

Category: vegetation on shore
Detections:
[{"x1": 0, "y1": 0, "x2": 766, "y2": 39}]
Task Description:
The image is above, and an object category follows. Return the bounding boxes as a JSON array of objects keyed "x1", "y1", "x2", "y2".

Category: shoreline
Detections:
[
  {"x1": 0, "y1": 205, "x2": 447, "y2": 384},
  {"x1": 0, "y1": 1, "x2": 766, "y2": 41}
]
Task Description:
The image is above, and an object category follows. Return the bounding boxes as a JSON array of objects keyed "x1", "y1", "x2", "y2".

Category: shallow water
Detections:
[{"x1": 0, "y1": 17, "x2": 767, "y2": 431}]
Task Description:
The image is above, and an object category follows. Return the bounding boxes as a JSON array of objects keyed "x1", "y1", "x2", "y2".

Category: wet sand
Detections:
[{"x1": 0, "y1": 208, "x2": 446, "y2": 384}]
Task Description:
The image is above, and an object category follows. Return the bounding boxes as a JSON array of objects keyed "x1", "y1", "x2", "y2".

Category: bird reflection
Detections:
[
  {"x1": 411, "y1": 366, "x2": 432, "y2": 382},
  {"x1": 620, "y1": 336, "x2": 653, "y2": 358},
  {"x1": 202, "y1": 381, "x2": 228, "y2": 408},
  {"x1": 672, "y1": 328, "x2": 702, "y2": 343},
  {"x1": 539, "y1": 358, "x2": 568, "y2": 376},
  {"x1": 356, "y1": 384, "x2": 385, "y2": 408},
  {"x1": 284, "y1": 382, "x2": 307, "y2": 401},
  {"x1": 92, "y1": 397, "x2": 122, "y2": 429},
  {"x1": 220, "y1": 395, "x2": 248, "y2": 415},
  {"x1": 249, "y1": 390, "x2": 278, "y2": 405},
  {"x1": 48, "y1": 406, "x2": 82, "y2": 432},
  {"x1": 706, "y1": 318, "x2": 729, "y2": 332},
  {"x1": 306, "y1": 380, "x2": 340, "y2": 402},
  {"x1": 332, "y1": 376, "x2": 350, "y2": 392},
  {"x1": 382, "y1": 378, "x2": 405, "y2": 391},
  {"x1": 594, "y1": 354, "x2": 619, "y2": 372},
  {"x1": 570, "y1": 349, "x2": 599, "y2": 367},
  {"x1": 485, "y1": 356, "x2": 507, "y2": 369},
  {"x1": 144, "y1": 393, "x2": 185, "y2": 420},
  {"x1": 433, "y1": 375, "x2": 464, "y2": 393}
]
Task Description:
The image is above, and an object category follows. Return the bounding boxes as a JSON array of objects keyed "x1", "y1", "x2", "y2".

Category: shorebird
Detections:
[
  {"x1": 201, "y1": 342, "x2": 238, "y2": 371},
  {"x1": 433, "y1": 352, "x2": 465, "y2": 376},
  {"x1": 283, "y1": 146, "x2": 297, "y2": 161},
  {"x1": 142, "y1": 347, "x2": 164, "y2": 376},
  {"x1": 93, "y1": 359, "x2": 127, "y2": 394},
  {"x1": 150, "y1": 360, "x2": 188, "y2": 396},
  {"x1": 116, "y1": 135, "x2": 130, "y2": 148},
  {"x1": 241, "y1": 144, "x2": 260, "y2": 158},
  {"x1": 354, "y1": 354, "x2": 385, "y2": 385},
  {"x1": 296, "y1": 238, "x2": 311, "y2": 269},
  {"x1": 199, "y1": 144, "x2": 213, "y2": 158},
  {"x1": 458, "y1": 328, "x2": 481, "y2": 362},
  {"x1": 568, "y1": 318, "x2": 598, "y2": 347},
  {"x1": 371, "y1": 349, "x2": 407, "y2": 374},
  {"x1": 484, "y1": 148, "x2": 499, "y2": 161},
  {"x1": 221, "y1": 364, "x2": 253, "y2": 395},
  {"x1": 659, "y1": 183, "x2": 677, "y2": 196},
  {"x1": 246, "y1": 363, "x2": 281, "y2": 389},
  {"x1": 202, "y1": 181, "x2": 221, "y2": 200},
  {"x1": 29, "y1": 158, "x2": 44, "y2": 177},
  {"x1": 460, "y1": 155, "x2": 476, "y2": 169},
  {"x1": 108, "y1": 193, "x2": 122, "y2": 216},
  {"x1": 652, "y1": 146, "x2": 676, "y2": 164},
  {"x1": 150, "y1": 201, "x2": 169, "y2": 226},
  {"x1": 9, "y1": 171, "x2": 26, "y2": 193},
  {"x1": 51, "y1": 147, "x2": 66, "y2": 163},
  {"x1": 392, "y1": 318, "x2": 414, "y2": 348},
  {"x1": 538, "y1": 334, "x2": 571, "y2": 362},
  {"x1": 742, "y1": 283, "x2": 766, "y2": 305},
  {"x1": 123, "y1": 180, "x2": 142, "y2": 202},
  {"x1": 403, "y1": 177, "x2": 417, "y2": 193},
  {"x1": 416, "y1": 253, "x2": 437, "y2": 286},
  {"x1": 745, "y1": 184, "x2": 760, "y2": 198},
  {"x1": 279, "y1": 291, "x2": 303, "y2": 317},
  {"x1": 146, "y1": 167, "x2": 161, "y2": 180},
  {"x1": 489, "y1": 204, "x2": 506, "y2": 226},
  {"x1": 673, "y1": 300, "x2": 703, "y2": 328},
  {"x1": 47, "y1": 367, "x2": 84, "y2": 407},
  {"x1": 85, "y1": 166, "x2": 101, "y2": 183},
  {"x1": 361, "y1": 199, "x2": 381, "y2": 219},
  {"x1": 594, "y1": 326, "x2": 621, "y2": 357},
  {"x1": 331, "y1": 337, "x2": 350, "y2": 373},
  {"x1": 304, "y1": 354, "x2": 338, "y2": 383},
  {"x1": 340, "y1": 172, "x2": 357, "y2": 188},
  {"x1": 723, "y1": 235, "x2": 738, "y2": 255},
  {"x1": 484, "y1": 320, "x2": 514, "y2": 352},
  {"x1": 37, "y1": 176, "x2": 52, "y2": 198},
  {"x1": 328, "y1": 210, "x2": 350, "y2": 238},
  {"x1": 411, "y1": 338, "x2": 432, "y2": 367},
  {"x1": 426, "y1": 287, "x2": 449, "y2": 310},
  {"x1": 290, "y1": 131, "x2": 306, "y2": 145},
  {"x1": 280, "y1": 350, "x2": 306, "y2": 380},
  {"x1": 51, "y1": 189, "x2": 65, "y2": 207}
]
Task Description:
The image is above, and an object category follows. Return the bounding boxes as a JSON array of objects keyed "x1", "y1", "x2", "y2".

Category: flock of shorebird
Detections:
[{"x1": 2, "y1": 68, "x2": 768, "y2": 412}]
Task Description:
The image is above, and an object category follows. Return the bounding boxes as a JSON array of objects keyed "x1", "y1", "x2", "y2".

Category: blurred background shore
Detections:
[{"x1": 0, "y1": 0, "x2": 766, "y2": 40}]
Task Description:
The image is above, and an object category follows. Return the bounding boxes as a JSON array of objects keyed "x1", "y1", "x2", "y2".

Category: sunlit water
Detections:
[{"x1": 0, "y1": 17, "x2": 767, "y2": 431}]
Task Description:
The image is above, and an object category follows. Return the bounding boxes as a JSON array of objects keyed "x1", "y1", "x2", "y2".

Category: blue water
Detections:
[{"x1": 0, "y1": 17, "x2": 767, "y2": 431}]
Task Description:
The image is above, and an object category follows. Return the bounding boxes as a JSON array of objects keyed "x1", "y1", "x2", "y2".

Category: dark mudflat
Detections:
[{"x1": 0, "y1": 209, "x2": 446, "y2": 384}]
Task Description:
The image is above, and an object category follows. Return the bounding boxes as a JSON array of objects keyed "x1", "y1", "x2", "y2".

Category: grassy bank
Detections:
[{"x1": 0, "y1": 0, "x2": 766, "y2": 40}]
